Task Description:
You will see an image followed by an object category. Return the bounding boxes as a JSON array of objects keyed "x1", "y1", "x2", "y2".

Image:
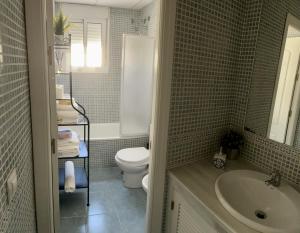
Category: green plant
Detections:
[
  {"x1": 53, "y1": 11, "x2": 71, "y2": 35},
  {"x1": 221, "y1": 130, "x2": 244, "y2": 150}
]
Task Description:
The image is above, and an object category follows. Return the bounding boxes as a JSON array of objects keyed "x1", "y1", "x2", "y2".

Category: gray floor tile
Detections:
[
  {"x1": 90, "y1": 179, "x2": 112, "y2": 193},
  {"x1": 86, "y1": 214, "x2": 124, "y2": 233},
  {"x1": 109, "y1": 180, "x2": 147, "y2": 207},
  {"x1": 60, "y1": 192, "x2": 87, "y2": 218},
  {"x1": 87, "y1": 191, "x2": 117, "y2": 216},
  {"x1": 90, "y1": 167, "x2": 122, "y2": 182},
  {"x1": 60, "y1": 217, "x2": 86, "y2": 233},
  {"x1": 60, "y1": 167, "x2": 146, "y2": 233}
]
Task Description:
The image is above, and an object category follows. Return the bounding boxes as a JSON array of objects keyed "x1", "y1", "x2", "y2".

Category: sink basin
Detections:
[{"x1": 215, "y1": 170, "x2": 300, "y2": 233}]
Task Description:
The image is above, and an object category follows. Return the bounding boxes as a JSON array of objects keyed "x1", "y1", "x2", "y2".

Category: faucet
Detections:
[{"x1": 265, "y1": 169, "x2": 281, "y2": 187}]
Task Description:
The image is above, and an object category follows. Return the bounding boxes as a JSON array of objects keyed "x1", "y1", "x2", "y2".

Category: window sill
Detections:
[{"x1": 72, "y1": 67, "x2": 109, "y2": 74}]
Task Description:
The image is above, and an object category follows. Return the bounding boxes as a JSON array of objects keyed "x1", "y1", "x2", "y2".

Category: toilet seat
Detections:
[{"x1": 116, "y1": 147, "x2": 149, "y2": 166}]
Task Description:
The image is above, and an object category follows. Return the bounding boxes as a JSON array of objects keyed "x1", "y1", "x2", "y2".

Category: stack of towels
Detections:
[
  {"x1": 58, "y1": 128, "x2": 80, "y2": 158},
  {"x1": 57, "y1": 98, "x2": 79, "y2": 124},
  {"x1": 65, "y1": 161, "x2": 76, "y2": 193}
]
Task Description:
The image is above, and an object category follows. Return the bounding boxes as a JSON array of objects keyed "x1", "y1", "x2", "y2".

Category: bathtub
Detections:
[
  {"x1": 68, "y1": 123, "x2": 149, "y2": 167},
  {"x1": 70, "y1": 123, "x2": 121, "y2": 140},
  {"x1": 70, "y1": 123, "x2": 149, "y2": 140}
]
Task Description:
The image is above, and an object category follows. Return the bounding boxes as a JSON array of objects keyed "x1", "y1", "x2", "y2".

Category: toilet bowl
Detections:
[
  {"x1": 142, "y1": 174, "x2": 149, "y2": 193},
  {"x1": 115, "y1": 147, "x2": 149, "y2": 188}
]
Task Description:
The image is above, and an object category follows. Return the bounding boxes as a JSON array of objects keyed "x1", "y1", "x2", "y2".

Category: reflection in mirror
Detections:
[
  {"x1": 269, "y1": 15, "x2": 300, "y2": 145},
  {"x1": 245, "y1": 14, "x2": 300, "y2": 148}
]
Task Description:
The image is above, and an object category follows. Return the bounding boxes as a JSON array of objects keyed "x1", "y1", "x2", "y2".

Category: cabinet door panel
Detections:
[{"x1": 173, "y1": 191, "x2": 219, "y2": 233}]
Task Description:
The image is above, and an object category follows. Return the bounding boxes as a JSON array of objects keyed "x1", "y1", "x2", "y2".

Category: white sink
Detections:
[{"x1": 215, "y1": 170, "x2": 300, "y2": 233}]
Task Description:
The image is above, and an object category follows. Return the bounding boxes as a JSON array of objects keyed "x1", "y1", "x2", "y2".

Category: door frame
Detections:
[
  {"x1": 24, "y1": 0, "x2": 177, "y2": 232},
  {"x1": 145, "y1": 0, "x2": 177, "y2": 232},
  {"x1": 25, "y1": 0, "x2": 58, "y2": 233}
]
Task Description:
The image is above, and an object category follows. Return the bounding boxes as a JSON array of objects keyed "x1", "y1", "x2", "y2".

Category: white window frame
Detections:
[
  {"x1": 60, "y1": 3, "x2": 110, "y2": 74},
  {"x1": 70, "y1": 17, "x2": 109, "y2": 73}
]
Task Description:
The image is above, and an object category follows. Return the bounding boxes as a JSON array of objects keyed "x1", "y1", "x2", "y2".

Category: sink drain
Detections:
[{"x1": 255, "y1": 210, "x2": 267, "y2": 219}]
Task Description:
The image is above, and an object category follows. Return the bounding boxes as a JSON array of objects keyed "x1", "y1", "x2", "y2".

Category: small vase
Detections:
[
  {"x1": 55, "y1": 34, "x2": 65, "y2": 44},
  {"x1": 226, "y1": 148, "x2": 240, "y2": 160}
]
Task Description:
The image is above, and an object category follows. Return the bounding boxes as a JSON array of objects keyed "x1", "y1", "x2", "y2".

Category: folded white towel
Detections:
[
  {"x1": 65, "y1": 161, "x2": 75, "y2": 193},
  {"x1": 57, "y1": 110, "x2": 79, "y2": 123},
  {"x1": 58, "y1": 131, "x2": 80, "y2": 147},
  {"x1": 58, "y1": 146, "x2": 80, "y2": 158},
  {"x1": 57, "y1": 118, "x2": 79, "y2": 124},
  {"x1": 56, "y1": 98, "x2": 79, "y2": 111},
  {"x1": 57, "y1": 110, "x2": 79, "y2": 118}
]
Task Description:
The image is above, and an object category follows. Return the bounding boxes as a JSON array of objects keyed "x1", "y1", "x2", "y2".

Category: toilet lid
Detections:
[{"x1": 117, "y1": 147, "x2": 149, "y2": 165}]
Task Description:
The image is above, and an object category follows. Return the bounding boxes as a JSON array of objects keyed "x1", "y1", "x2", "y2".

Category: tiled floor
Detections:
[{"x1": 60, "y1": 167, "x2": 147, "y2": 233}]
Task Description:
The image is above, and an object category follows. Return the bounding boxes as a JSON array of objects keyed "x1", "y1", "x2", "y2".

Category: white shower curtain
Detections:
[{"x1": 120, "y1": 34, "x2": 155, "y2": 137}]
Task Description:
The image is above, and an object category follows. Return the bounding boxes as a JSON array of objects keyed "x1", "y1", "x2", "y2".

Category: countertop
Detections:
[{"x1": 169, "y1": 159, "x2": 265, "y2": 233}]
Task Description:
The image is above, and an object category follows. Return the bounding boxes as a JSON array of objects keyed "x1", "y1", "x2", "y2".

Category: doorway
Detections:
[{"x1": 52, "y1": 1, "x2": 158, "y2": 233}]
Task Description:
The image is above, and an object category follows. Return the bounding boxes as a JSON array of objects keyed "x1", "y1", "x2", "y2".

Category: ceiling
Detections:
[{"x1": 55, "y1": 0, "x2": 153, "y2": 9}]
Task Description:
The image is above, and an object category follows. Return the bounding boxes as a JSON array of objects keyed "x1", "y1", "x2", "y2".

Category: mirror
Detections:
[{"x1": 245, "y1": 13, "x2": 300, "y2": 148}]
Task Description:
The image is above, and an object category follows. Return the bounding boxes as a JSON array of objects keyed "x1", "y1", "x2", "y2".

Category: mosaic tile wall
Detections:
[
  {"x1": 57, "y1": 5, "x2": 155, "y2": 123},
  {"x1": 231, "y1": 0, "x2": 264, "y2": 130},
  {"x1": 89, "y1": 136, "x2": 149, "y2": 167},
  {"x1": 294, "y1": 119, "x2": 300, "y2": 150},
  {"x1": 166, "y1": 0, "x2": 300, "y2": 190},
  {"x1": 166, "y1": 0, "x2": 245, "y2": 169},
  {"x1": 141, "y1": 2, "x2": 156, "y2": 37},
  {"x1": 243, "y1": 0, "x2": 286, "y2": 136},
  {"x1": 0, "y1": 0, "x2": 36, "y2": 232},
  {"x1": 238, "y1": 0, "x2": 300, "y2": 189},
  {"x1": 59, "y1": 136, "x2": 149, "y2": 169}
]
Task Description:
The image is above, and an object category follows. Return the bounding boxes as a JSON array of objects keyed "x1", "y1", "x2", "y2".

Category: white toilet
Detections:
[
  {"x1": 142, "y1": 174, "x2": 149, "y2": 193},
  {"x1": 115, "y1": 147, "x2": 149, "y2": 188}
]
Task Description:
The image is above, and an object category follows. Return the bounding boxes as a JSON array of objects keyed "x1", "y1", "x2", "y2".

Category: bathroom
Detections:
[
  {"x1": 53, "y1": 0, "x2": 157, "y2": 232},
  {"x1": 2, "y1": 0, "x2": 300, "y2": 233}
]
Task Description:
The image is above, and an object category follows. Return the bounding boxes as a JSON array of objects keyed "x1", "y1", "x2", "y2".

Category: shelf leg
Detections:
[{"x1": 87, "y1": 122, "x2": 90, "y2": 207}]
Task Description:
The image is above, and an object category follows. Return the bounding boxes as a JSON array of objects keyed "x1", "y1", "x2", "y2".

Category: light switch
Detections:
[{"x1": 7, "y1": 169, "x2": 17, "y2": 204}]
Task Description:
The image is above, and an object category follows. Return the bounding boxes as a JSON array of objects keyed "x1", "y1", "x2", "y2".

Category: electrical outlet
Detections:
[{"x1": 7, "y1": 169, "x2": 17, "y2": 204}]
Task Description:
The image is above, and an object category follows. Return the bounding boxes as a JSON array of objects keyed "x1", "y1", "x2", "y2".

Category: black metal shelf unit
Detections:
[{"x1": 55, "y1": 35, "x2": 90, "y2": 206}]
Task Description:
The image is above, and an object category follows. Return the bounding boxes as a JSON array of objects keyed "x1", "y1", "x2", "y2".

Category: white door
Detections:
[
  {"x1": 286, "y1": 39, "x2": 300, "y2": 145},
  {"x1": 269, "y1": 37, "x2": 300, "y2": 143},
  {"x1": 46, "y1": 0, "x2": 60, "y2": 232}
]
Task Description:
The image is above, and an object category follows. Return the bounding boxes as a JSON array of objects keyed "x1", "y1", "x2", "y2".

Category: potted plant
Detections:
[
  {"x1": 220, "y1": 130, "x2": 244, "y2": 160},
  {"x1": 53, "y1": 11, "x2": 71, "y2": 44}
]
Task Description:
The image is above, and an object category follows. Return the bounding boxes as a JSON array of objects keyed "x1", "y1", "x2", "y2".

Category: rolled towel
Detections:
[
  {"x1": 65, "y1": 161, "x2": 76, "y2": 193},
  {"x1": 56, "y1": 85, "x2": 64, "y2": 99}
]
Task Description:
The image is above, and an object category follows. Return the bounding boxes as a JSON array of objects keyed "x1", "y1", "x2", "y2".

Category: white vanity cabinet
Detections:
[{"x1": 166, "y1": 175, "x2": 229, "y2": 233}]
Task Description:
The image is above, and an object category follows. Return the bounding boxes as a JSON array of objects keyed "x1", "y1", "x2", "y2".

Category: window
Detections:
[
  {"x1": 70, "y1": 21, "x2": 84, "y2": 67},
  {"x1": 87, "y1": 23, "x2": 102, "y2": 67},
  {"x1": 59, "y1": 4, "x2": 110, "y2": 73},
  {"x1": 69, "y1": 19, "x2": 108, "y2": 73}
]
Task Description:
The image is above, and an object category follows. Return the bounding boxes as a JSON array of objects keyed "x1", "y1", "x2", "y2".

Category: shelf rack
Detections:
[{"x1": 55, "y1": 35, "x2": 90, "y2": 206}]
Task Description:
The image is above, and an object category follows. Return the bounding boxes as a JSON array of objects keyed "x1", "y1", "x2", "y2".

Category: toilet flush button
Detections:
[{"x1": 7, "y1": 169, "x2": 17, "y2": 204}]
